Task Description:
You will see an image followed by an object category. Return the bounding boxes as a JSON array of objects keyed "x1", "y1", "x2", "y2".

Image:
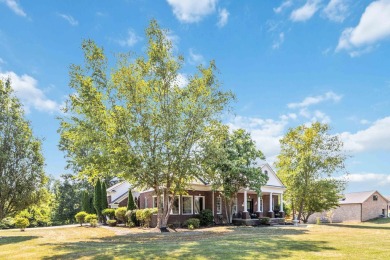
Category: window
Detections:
[
  {"x1": 373, "y1": 195, "x2": 378, "y2": 201},
  {"x1": 194, "y1": 196, "x2": 205, "y2": 214},
  {"x1": 144, "y1": 197, "x2": 148, "y2": 208},
  {"x1": 264, "y1": 170, "x2": 268, "y2": 176},
  {"x1": 216, "y1": 196, "x2": 222, "y2": 214},
  {"x1": 153, "y1": 195, "x2": 164, "y2": 209},
  {"x1": 170, "y1": 196, "x2": 180, "y2": 215},
  {"x1": 259, "y1": 197, "x2": 263, "y2": 212},
  {"x1": 182, "y1": 196, "x2": 193, "y2": 214},
  {"x1": 232, "y1": 197, "x2": 237, "y2": 214}
]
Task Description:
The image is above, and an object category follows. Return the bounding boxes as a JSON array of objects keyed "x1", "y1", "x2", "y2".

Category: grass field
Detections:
[{"x1": 1, "y1": 219, "x2": 390, "y2": 259}]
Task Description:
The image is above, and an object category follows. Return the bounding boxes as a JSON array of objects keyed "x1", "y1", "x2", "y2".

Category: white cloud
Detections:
[
  {"x1": 274, "y1": 0, "x2": 293, "y2": 14},
  {"x1": 58, "y1": 13, "x2": 78, "y2": 26},
  {"x1": 323, "y1": 0, "x2": 349, "y2": 23},
  {"x1": 0, "y1": 57, "x2": 5, "y2": 64},
  {"x1": 189, "y1": 48, "x2": 205, "y2": 65},
  {"x1": 175, "y1": 73, "x2": 189, "y2": 88},
  {"x1": 117, "y1": 29, "x2": 142, "y2": 47},
  {"x1": 166, "y1": 0, "x2": 217, "y2": 23},
  {"x1": 290, "y1": 0, "x2": 321, "y2": 22},
  {"x1": 272, "y1": 32, "x2": 285, "y2": 49},
  {"x1": 0, "y1": 71, "x2": 61, "y2": 113},
  {"x1": 337, "y1": 173, "x2": 390, "y2": 187},
  {"x1": 340, "y1": 117, "x2": 390, "y2": 153},
  {"x1": 336, "y1": 0, "x2": 390, "y2": 55},
  {"x1": 1, "y1": 0, "x2": 26, "y2": 17},
  {"x1": 217, "y1": 8, "x2": 229, "y2": 28},
  {"x1": 288, "y1": 91, "x2": 342, "y2": 109}
]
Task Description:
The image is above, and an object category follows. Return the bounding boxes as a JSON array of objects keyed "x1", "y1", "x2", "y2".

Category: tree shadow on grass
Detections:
[
  {"x1": 41, "y1": 227, "x2": 335, "y2": 259},
  {"x1": 327, "y1": 223, "x2": 390, "y2": 231},
  {"x1": 0, "y1": 236, "x2": 40, "y2": 246}
]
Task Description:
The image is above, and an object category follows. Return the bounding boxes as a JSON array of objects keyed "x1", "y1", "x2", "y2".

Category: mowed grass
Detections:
[{"x1": 1, "y1": 219, "x2": 390, "y2": 259}]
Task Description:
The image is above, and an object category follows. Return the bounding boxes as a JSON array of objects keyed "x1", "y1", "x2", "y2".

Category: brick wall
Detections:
[{"x1": 362, "y1": 192, "x2": 388, "y2": 221}]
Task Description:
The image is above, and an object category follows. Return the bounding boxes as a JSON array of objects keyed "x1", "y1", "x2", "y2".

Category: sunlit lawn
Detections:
[{"x1": 1, "y1": 218, "x2": 390, "y2": 259}]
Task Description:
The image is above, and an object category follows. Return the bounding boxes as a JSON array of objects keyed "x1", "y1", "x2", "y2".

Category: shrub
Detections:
[
  {"x1": 185, "y1": 218, "x2": 200, "y2": 229},
  {"x1": 316, "y1": 217, "x2": 321, "y2": 225},
  {"x1": 115, "y1": 207, "x2": 127, "y2": 223},
  {"x1": 107, "y1": 219, "x2": 117, "y2": 227},
  {"x1": 15, "y1": 217, "x2": 29, "y2": 231},
  {"x1": 188, "y1": 224, "x2": 194, "y2": 230},
  {"x1": 126, "y1": 209, "x2": 138, "y2": 227},
  {"x1": 75, "y1": 211, "x2": 88, "y2": 226},
  {"x1": 199, "y1": 209, "x2": 214, "y2": 226},
  {"x1": 0, "y1": 217, "x2": 15, "y2": 229},
  {"x1": 102, "y1": 209, "x2": 116, "y2": 220},
  {"x1": 136, "y1": 208, "x2": 157, "y2": 227},
  {"x1": 85, "y1": 214, "x2": 98, "y2": 227},
  {"x1": 259, "y1": 217, "x2": 270, "y2": 225}
]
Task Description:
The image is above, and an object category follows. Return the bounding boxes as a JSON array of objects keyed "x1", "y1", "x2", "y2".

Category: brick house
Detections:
[
  {"x1": 107, "y1": 163, "x2": 286, "y2": 225},
  {"x1": 308, "y1": 190, "x2": 389, "y2": 223}
]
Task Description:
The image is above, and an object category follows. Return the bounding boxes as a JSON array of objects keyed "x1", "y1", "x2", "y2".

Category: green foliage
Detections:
[
  {"x1": 136, "y1": 208, "x2": 157, "y2": 227},
  {"x1": 0, "y1": 79, "x2": 47, "y2": 219},
  {"x1": 259, "y1": 217, "x2": 270, "y2": 225},
  {"x1": 51, "y1": 174, "x2": 85, "y2": 225},
  {"x1": 81, "y1": 190, "x2": 94, "y2": 214},
  {"x1": 58, "y1": 20, "x2": 233, "y2": 228},
  {"x1": 93, "y1": 179, "x2": 103, "y2": 219},
  {"x1": 75, "y1": 211, "x2": 88, "y2": 226},
  {"x1": 202, "y1": 128, "x2": 268, "y2": 223},
  {"x1": 199, "y1": 209, "x2": 214, "y2": 226},
  {"x1": 126, "y1": 210, "x2": 138, "y2": 227},
  {"x1": 101, "y1": 182, "x2": 108, "y2": 211},
  {"x1": 115, "y1": 207, "x2": 128, "y2": 223},
  {"x1": 316, "y1": 217, "x2": 321, "y2": 225},
  {"x1": 275, "y1": 122, "x2": 347, "y2": 223},
  {"x1": 107, "y1": 219, "x2": 117, "y2": 226},
  {"x1": 185, "y1": 218, "x2": 200, "y2": 229},
  {"x1": 127, "y1": 190, "x2": 136, "y2": 211},
  {"x1": 85, "y1": 214, "x2": 98, "y2": 227},
  {"x1": 102, "y1": 208, "x2": 115, "y2": 219},
  {"x1": 0, "y1": 217, "x2": 15, "y2": 229},
  {"x1": 14, "y1": 217, "x2": 29, "y2": 231}
]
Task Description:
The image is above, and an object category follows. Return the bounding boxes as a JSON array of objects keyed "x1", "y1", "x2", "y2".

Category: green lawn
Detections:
[{"x1": 1, "y1": 219, "x2": 390, "y2": 259}]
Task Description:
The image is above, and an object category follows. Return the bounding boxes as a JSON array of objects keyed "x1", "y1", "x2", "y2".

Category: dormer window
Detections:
[
  {"x1": 264, "y1": 170, "x2": 268, "y2": 176},
  {"x1": 373, "y1": 195, "x2": 378, "y2": 201}
]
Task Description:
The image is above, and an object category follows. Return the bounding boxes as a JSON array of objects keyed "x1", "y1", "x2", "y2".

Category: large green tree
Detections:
[
  {"x1": 58, "y1": 20, "x2": 233, "y2": 228},
  {"x1": 0, "y1": 79, "x2": 47, "y2": 220},
  {"x1": 203, "y1": 128, "x2": 268, "y2": 223},
  {"x1": 275, "y1": 122, "x2": 347, "y2": 223}
]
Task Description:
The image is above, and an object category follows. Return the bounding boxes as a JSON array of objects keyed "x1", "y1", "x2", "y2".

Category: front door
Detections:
[{"x1": 247, "y1": 199, "x2": 253, "y2": 213}]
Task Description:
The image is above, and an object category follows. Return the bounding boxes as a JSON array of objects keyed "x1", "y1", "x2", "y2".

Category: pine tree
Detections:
[
  {"x1": 127, "y1": 189, "x2": 136, "y2": 210},
  {"x1": 81, "y1": 191, "x2": 89, "y2": 212},
  {"x1": 93, "y1": 179, "x2": 102, "y2": 220},
  {"x1": 101, "y1": 181, "x2": 108, "y2": 210}
]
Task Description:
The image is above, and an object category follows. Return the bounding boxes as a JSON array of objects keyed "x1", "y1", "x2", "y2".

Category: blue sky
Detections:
[{"x1": 1, "y1": 0, "x2": 389, "y2": 195}]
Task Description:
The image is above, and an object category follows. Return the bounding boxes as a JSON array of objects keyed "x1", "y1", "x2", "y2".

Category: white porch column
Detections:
[
  {"x1": 269, "y1": 192, "x2": 273, "y2": 212},
  {"x1": 243, "y1": 189, "x2": 248, "y2": 212},
  {"x1": 257, "y1": 194, "x2": 261, "y2": 212},
  {"x1": 280, "y1": 193, "x2": 284, "y2": 212}
]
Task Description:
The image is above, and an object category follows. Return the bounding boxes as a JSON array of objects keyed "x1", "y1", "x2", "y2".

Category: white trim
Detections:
[
  {"x1": 194, "y1": 196, "x2": 205, "y2": 214},
  {"x1": 152, "y1": 195, "x2": 164, "y2": 209},
  {"x1": 182, "y1": 195, "x2": 193, "y2": 215}
]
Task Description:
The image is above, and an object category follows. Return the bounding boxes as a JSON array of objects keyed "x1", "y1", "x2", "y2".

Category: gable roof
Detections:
[
  {"x1": 339, "y1": 190, "x2": 389, "y2": 204},
  {"x1": 106, "y1": 181, "x2": 126, "y2": 192},
  {"x1": 261, "y1": 163, "x2": 285, "y2": 188}
]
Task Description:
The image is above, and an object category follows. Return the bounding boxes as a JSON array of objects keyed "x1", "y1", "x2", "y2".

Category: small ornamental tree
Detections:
[
  {"x1": 15, "y1": 217, "x2": 29, "y2": 231},
  {"x1": 127, "y1": 189, "x2": 136, "y2": 211},
  {"x1": 81, "y1": 191, "x2": 90, "y2": 213},
  {"x1": 75, "y1": 211, "x2": 88, "y2": 226}
]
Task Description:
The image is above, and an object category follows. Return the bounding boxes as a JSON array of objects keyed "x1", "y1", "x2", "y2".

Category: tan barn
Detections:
[{"x1": 308, "y1": 190, "x2": 389, "y2": 223}]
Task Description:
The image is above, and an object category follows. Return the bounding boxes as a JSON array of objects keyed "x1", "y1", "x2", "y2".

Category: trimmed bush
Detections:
[
  {"x1": 85, "y1": 214, "x2": 98, "y2": 227},
  {"x1": 107, "y1": 219, "x2": 117, "y2": 227},
  {"x1": 102, "y1": 208, "x2": 116, "y2": 220},
  {"x1": 136, "y1": 208, "x2": 157, "y2": 227},
  {"x1": 75, "y1": 211, "x2": 88, "y2": 226},
  {"x1": 115, "y1": 207, "x2": 127, "y2": 223},
  {"x1": 15, "y1": 217, "x2": 29, "y2": 231},
  {"x1": 0, "y1": 217, "x2": 15, "y2": 229},
  {"x1": 199, "y1": 209, "x2": 214, "y2": 226},
  {"x1": 185, "y1": 218, "x2": 200, "y2": 229},
  {"x1": 126, "y1": 209, "x2": 138, "y2": 227},
  {"x1": 259, "y1": 217, "x2": 270, "y2": 225}
]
